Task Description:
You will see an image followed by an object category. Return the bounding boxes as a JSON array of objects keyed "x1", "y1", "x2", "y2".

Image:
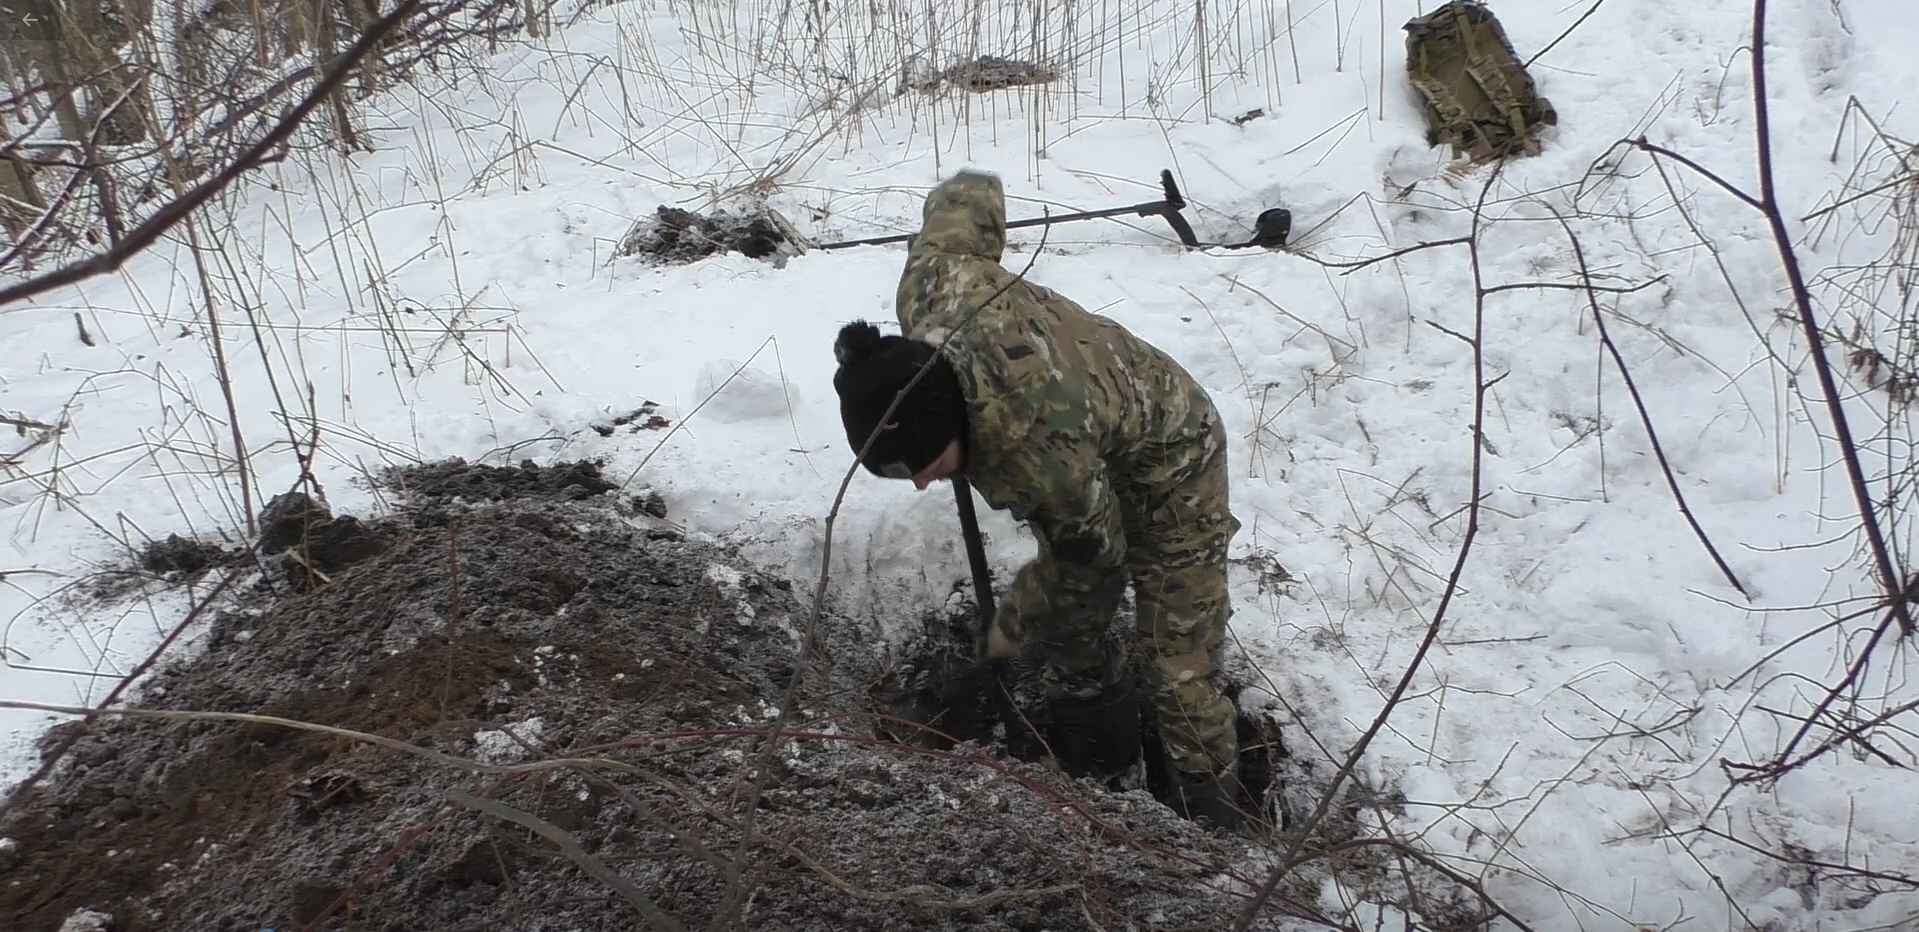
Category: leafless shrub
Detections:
[{"x1": 0, "y1": 0, "x2": 555, "y2": 269}]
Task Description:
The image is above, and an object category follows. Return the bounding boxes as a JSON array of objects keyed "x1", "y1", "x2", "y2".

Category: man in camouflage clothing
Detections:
[{"x1": 830, "y1": 170, "x2": 1245, "y2": 828}]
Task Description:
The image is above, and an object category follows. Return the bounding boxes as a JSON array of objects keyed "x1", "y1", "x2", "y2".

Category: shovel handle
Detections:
[{"x1": 951, "y1": 477, "x2": 996, "y2": 629}]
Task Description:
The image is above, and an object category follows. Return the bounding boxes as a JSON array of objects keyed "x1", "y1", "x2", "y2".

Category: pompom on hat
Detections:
[{"x1": 831, "y1": 320, "x2": 968, "y2": 479}]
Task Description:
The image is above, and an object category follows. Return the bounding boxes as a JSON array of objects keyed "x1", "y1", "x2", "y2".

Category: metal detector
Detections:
[{"x1": 817, "y1": 170, "x2": 1290, "y2": 251}]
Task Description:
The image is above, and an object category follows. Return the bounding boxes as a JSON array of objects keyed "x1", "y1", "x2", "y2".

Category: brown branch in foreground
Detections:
[
  {"x1": 451, "y1": 789, "x2": 690, "y2": 932},
  {"x1": 296, "y1": 803, "x2": 468, "y2": 932},
  {"x1": 616, "y1": 762, "x2": 1085, "y2": 911},
  {"x1": 1628, "y1": 0, "x2": 1911, "y2": 641},
  {"x1": 0, "y1": 0, "x2": 430, "y2": 309},
  {"x1": 1725, "y1": 602, "x2": 1917, "y2": 785},
  {"x1": 1234, "y1": 166, "x2": 1504, "y2": 930},
  {"x1": 1554, "y1": 210, "x2": 1749, "y2": 598},
  {"x1": 1763, "y1": 694, "x2": 1919, "y2": 773}
]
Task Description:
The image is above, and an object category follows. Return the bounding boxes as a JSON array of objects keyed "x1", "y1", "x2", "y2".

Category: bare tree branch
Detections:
[
  {"x1": 0, "y1": 0, "x2": 430, "y2": 309},
  {"x1": 1552, "y1": 208, "x2": 1749, "y2": 598},
  {"x1": 1235, "y1": 166, "x2": 1504, "y2": 930},
  {"x1": 1744, "y1": 0, "x2": 1911, "y2": 638}
]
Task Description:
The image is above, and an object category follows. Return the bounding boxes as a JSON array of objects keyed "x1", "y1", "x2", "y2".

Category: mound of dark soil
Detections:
[
  {"x1": 620, "y1": 205, "x2": 794, "y2": 263},
  {"x1": 0, "y1": 460, "x2": 1267, "y2": 932},
  {"x1": 383, "y1": 457, "x2": 620, "y2": 502}
]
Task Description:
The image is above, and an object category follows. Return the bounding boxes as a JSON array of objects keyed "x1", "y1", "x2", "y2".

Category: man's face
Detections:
[{"x1": 909, "y1": 439, "x2": 963, "y2": 491}]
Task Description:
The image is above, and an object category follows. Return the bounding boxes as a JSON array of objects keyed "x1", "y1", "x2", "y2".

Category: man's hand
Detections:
[
  {"x1": 976, "y1": 584, "x2": 1029, "y2": 664},
  {"x1": 982, "y1": 609, "x2": 1023, "y2": 662}
]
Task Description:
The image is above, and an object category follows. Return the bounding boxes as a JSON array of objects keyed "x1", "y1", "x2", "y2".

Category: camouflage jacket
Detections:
[{"x1": 894, "y1": 171, "x2": 1222, "y2": 625}]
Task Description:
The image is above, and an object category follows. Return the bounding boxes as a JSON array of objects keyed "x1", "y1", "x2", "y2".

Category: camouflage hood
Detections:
[
  {"x1": 892, "y1": 170, "x2": 1220, "y2": 521},
  {"x1": 911, "y1": 171, "x2": 1008, "y2": 263}
]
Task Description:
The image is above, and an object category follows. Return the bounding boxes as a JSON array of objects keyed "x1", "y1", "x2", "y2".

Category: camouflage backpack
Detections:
[{"x1": 1404, "y1": 1, "x2": 1557, "y2": 161}]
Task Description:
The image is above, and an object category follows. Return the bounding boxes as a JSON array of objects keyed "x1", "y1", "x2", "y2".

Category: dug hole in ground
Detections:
[{"x1": 3, "y1": 0, "x2": 1919, "y2": 929}]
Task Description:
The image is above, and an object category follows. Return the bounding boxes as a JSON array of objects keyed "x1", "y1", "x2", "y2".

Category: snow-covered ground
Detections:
[{"x1": 4, "y1": 0, "x2": 1918, "y2": 927}]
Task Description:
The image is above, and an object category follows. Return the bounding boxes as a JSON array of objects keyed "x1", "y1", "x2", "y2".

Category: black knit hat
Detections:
[{"x1": 831, "y1": 320, "x2": 968, "y2": 479}]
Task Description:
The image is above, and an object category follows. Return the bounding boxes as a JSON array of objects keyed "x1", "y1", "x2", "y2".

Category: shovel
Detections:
[
  {"x1": 946, "y1": 477, "x2": 1026, "y2": 742},
  {"x1": 817, "y1": 170, "x2": 1290, "y2": 251},
  {"x1": 951, "y1": 476, "x2": 997, "y2": 643}
]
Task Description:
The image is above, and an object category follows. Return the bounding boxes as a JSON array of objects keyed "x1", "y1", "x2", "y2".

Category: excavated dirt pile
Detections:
[{"x1": 0, "y1": 460, "x2": 1266, "y2": 932}]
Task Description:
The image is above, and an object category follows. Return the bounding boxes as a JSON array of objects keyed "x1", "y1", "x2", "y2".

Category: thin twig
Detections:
[
  {"x1": 451, "y1": 789, "x2": 689, "y2": 932},
  {"x1": 1552, "y1": 209, "x2": 1749, "y2": 598},
  {"x1": 1235, "y1": 166, "x2": 1503, "y2": 929},
  {"x1": 1628, "y1": 138, "x2": 1764, "y2": 211},
  {"x1": 1687, "y1": 823, "x2": 1919, "y2": 889},
  {"x1": 1744, "y1": 0, "x2": 1911, "y2": 638},
  {"x1": 1622, "y1": 0, "x2": 1917, "y2": 783},
  {"x1": 0, "y1": 699, "x2": 643, "y2": 778},
  {"x1": 1524, "y1": 0, "x2": 1610, "y2": 69}
]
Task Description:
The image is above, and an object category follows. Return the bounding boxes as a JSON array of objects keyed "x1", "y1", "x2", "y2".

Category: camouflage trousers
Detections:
[{"x1": 1032, "y1": 411, "x2": 1242, "y2": 778}]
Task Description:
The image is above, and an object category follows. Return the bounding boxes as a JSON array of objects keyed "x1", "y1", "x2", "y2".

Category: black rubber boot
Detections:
[
  {"x1": 1166, "y1": 765, "x2": 1245, "y2": 833},
  {"x1": 1045, "y1": 677, "x2": 1143, "y2": 781}
]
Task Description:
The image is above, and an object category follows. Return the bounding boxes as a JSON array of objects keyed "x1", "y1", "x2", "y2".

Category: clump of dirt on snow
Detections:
[
  {"x1": 619, "y1": 205, "x2": 799, "y2": 263},
  {"x1": 0, "y1": 458, "x2": 1258, "y2": 932},
  {"x1": 381, "y1": 457, "x2": 619, "y2": 502},
  {"x1": 908, "y1": 56, "x2": 1058, "y2": 93},
  {"x1": 136, "y1": 534, "x2": 235, "y2": 578}
]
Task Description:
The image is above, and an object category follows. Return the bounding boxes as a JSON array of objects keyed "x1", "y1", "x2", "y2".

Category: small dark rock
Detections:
[
  {"x1": 258, "y1": 490, "x2": 331, "y2": 555},
  {"x1": 636, "y1": 491, "x2": 668, "y2": 518}
]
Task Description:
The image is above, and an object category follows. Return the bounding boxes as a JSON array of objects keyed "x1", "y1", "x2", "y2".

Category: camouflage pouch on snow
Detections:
[{"x1": 1404, "y1": 1, "x2": 1557, "y2": 161}]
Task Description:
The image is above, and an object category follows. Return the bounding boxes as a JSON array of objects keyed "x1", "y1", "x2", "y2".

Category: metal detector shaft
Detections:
[{"x1": 818, "y1": 170, "x2": 1203, "y2": 250}]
